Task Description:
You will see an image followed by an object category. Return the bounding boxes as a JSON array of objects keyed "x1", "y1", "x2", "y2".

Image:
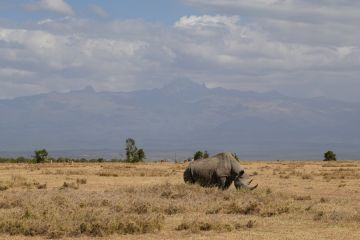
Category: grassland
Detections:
[{"x1": 0, "y1": 160, "x2": 359, "y2": 239}]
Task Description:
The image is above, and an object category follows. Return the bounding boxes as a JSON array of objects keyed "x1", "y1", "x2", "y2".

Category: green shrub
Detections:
[
  {"x1": 324, "y1": 151, "x2": 336, "y2": 161},
  {"x1": 193, "y1": 151, "x2": 203, "y2": 160},
  {"x1": 33, "y1": 149, "x2": 48, "y2": 163},
  {"x1": 193, "y1": 150, "x2": 209, "y2": 160}
]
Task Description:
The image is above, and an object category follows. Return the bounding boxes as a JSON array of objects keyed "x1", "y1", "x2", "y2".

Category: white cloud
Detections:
[
  {"x1": 37, "y1": 18, "x2": 54, "y2": 25},
  {"x1": 175, "y1": 15, "x2": 239, "y2": 28},
  {"x1": 26, "y1": 0, "x2": 74, "y2": 16},
  {"x1": 89, "y1": 4, "x2": 108, "y2": 18}
]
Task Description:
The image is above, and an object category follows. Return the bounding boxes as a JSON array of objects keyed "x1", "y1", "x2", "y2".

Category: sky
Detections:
[{"x1": 0, "y1": 0, "x2": 359, "y2": 101}]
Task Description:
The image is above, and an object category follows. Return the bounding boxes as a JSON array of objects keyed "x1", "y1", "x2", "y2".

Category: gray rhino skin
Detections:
[{"x1": 184, "y1": 152, "x2": 257, "y2": 190}]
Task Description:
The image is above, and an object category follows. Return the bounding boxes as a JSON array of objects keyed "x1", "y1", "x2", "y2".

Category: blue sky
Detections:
[{"x1": 0, "y1": 0, "x2": 360, "y2": 101}]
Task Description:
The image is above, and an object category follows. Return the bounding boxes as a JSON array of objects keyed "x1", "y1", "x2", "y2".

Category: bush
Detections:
[
  {"x1": 193, "y1": 151, "x2": 203, "y2": 160},
  {"x1": 33, "y1": 149, "x2": 48, "y2": 163},
  {"x1": 137, "y1": 149, "x2": 145, "y2": 161},
  {"x1": 324, "y1": 151, "x2": 336, "y2": 161},
  {"x1": 193, "y1": 150, "x2": 209, "y2": 160}
]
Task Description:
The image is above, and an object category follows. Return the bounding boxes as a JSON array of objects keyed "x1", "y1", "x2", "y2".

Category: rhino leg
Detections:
[
  {"x1": 183, "y1": 167, "x2": 195, "y2": 184},
  {"x1": 219, "y1": 176, "x2": 228, "y2": 190},
  {"x1": 224, "y1": 178, "x2": 232, "y2": 189}
]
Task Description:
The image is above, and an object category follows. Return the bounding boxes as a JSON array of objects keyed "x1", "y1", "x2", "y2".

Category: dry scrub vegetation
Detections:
[{"x1": 0, "y1": 161, "x2": 359, "y2": 239}]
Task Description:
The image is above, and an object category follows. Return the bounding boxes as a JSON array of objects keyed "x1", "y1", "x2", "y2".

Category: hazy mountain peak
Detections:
[
  {"x1": 71, "y1": 85, "x2": 96, "y2": 94},
  {"x1": 161, "y1": 79, "x2": 207, "y2": 93}
]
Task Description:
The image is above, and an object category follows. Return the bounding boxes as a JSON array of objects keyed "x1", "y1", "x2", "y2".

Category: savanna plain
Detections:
[{"x1": 0, "y1": 160, "x2": 359, "y2": 240}]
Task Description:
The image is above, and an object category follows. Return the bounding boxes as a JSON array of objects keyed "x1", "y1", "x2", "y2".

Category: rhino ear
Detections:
[{"x1": 238, "y1": 170, "x2": 245, "y2": 177}]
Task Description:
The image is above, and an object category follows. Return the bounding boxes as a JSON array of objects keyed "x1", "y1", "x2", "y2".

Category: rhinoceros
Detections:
[{"x1": 183, "y1": 152, "x2": 257, "y2": 190}]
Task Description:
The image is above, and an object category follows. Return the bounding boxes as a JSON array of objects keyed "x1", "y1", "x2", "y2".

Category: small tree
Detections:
[
  {"x1": 193, "y1": 151, "x2": 204, "y2": 160},
  {"x1": 203, "y1": 151, "x2": 209, "y2": 159},
  {"x1": 324, "y1": 150, "x2": 336, "y2": 161},
  {"x1": 126, "y1": 138, "x2": 138, "y2": 162},
  {"x1": 33, "y1": 149, "x2": 48, "y2": 163},
  {"x1": 125, "y1": 138, "x2": 145, "y2": 163}
]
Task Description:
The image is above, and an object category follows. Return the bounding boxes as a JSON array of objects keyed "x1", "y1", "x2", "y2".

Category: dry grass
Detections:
[
  {"x1": 96, "y1": 171, "x2": 119, "y2": 177},
  {"x1": 0, "y1": 161, "x2": 359, "y2": 239},
  {"x1": 60, "y1": 181, "x2": 79, "y2": 189},
  {"x1": 76, "y1": 178, "x2": 87, "y2": 184}
]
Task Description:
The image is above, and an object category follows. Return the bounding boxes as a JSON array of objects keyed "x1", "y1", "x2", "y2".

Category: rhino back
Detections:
[{"x1": 190, "y1": 157, "x2": 231, "y2": 178}]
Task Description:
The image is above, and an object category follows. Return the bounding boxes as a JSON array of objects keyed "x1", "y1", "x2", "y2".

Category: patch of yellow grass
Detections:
[{"x1": 0, "y1": 161, "x2": 359, "y2": 239}]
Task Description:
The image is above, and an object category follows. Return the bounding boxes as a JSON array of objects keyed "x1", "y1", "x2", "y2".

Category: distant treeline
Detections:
[
  {"x1": 0, "y1": 157, "x2": 125, "y2": 163},
  {"x1": 0, "y1": 138, "x2": 146, "y2": 164}
]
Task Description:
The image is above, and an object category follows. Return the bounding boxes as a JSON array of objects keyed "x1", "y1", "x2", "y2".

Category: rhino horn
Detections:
[
  {"x1": 237, "y1": 179, "x2": 258, "y2": 191},
  {"x1": 244, "y1": 183, "x2": 258, "y2": 190}
]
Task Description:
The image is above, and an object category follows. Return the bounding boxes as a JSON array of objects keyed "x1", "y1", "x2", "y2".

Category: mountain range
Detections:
[{"x1": 1, "y1": 80, "x2": 360, "y2": 160}]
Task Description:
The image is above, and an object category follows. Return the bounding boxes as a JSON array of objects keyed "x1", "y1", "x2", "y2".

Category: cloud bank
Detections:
[{"x1": 0, "y1": 1, "x2": 359, "y2": 101}]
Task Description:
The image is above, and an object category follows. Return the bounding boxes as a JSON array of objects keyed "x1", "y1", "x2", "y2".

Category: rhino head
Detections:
[{"x1": 234, "y1": 171, "x2": 258, "y2": 190}]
